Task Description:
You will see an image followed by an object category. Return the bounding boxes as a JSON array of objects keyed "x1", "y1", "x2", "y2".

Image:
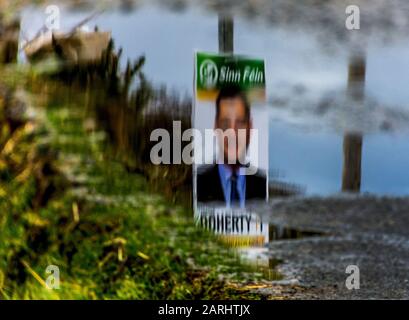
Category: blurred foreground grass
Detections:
[{"x1": 0, "y1": 64, "x2": 278, "y2": 299}]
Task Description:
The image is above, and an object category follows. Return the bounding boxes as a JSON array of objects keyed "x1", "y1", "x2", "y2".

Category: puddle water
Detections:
[
  {"x1": 20, "y1": 3, "x2": 409, "y2": 197},
  {"x1": 17, "y1": 1, "x2": 409, "y2": 278},
  {"x1": 196, "y1": 207, "x2": 325, "y2": 277},
  {"x1": 269, "y1": 224, "x2": 325, "y2": 241}
]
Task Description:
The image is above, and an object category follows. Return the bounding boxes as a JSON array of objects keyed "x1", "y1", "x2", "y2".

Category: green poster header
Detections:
[{"x1": 195, "y1": 52, "x2": 266, "y2": 102}]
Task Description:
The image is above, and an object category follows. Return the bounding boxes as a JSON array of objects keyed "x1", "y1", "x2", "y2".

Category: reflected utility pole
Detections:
[
  {"x1": 342, "y1": 55, "x2": 365, "y2": 192},
  {"x1": 218, "y1": 15, "x2": 233, "y2": 53}
]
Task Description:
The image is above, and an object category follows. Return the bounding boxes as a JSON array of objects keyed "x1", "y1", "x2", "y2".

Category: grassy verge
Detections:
[{"x1": 0, "y1": 66, "x2": 279, "y2": 299}]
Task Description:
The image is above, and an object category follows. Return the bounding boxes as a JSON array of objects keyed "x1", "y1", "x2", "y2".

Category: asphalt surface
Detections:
[{"x1": 259, "y1": 195, "x2": 409, "y2": 299}]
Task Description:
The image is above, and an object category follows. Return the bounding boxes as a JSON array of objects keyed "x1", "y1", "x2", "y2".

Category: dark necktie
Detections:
[{"x1": 230, "y1": 172, "x2": 238, "y2": 204}]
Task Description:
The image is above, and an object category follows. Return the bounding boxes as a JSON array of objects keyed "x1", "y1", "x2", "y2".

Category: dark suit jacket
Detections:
[{"x1": 196, "y1": 164, "x2": 267, "y2": 203}]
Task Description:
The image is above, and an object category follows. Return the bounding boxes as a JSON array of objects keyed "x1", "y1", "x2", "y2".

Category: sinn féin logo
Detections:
[{"x1": 199, "y1": 59, "x2": 218, "y2": 89}]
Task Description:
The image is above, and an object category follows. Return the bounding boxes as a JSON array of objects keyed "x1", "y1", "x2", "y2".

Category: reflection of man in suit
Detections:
[{"x1": 197, "y1": 86, "x2": 267, "y2": 208}]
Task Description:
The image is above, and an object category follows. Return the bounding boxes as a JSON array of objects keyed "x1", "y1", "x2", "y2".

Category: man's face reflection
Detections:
[{"x1": 215, "y1": 96, "x2": 251, "y2": 165}]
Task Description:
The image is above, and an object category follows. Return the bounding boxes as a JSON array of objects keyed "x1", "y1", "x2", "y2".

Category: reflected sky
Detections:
[{"x1": 20, "y1": 3, "x2": 409, "y2": 196}]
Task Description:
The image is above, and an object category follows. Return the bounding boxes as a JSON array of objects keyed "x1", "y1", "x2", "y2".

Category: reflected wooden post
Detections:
[
  {"x1": 342, "y1": 133, "x2": 363, "y2": 191},
  {"x1": 218, "y1": 15, "x2": 233, "y2": 53},
  {"x1": 342, "y1": 55, "x2": 365, "y2": 192}
]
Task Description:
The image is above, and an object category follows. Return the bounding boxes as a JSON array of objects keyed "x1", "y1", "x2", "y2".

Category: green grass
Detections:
[{"x1": 0, "y1": 72, "x2": 279, "y2": 299}]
